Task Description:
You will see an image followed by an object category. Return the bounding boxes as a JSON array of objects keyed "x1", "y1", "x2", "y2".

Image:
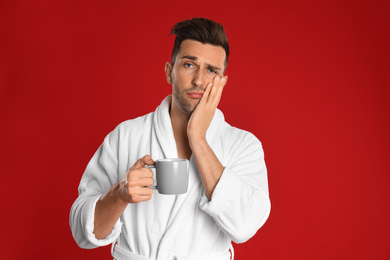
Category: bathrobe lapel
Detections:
[
  {"x1": 151, "y1": 96, "x2": 226, "y2": 255},
  {"x1": 151, "y1": 96, "x2": 178, "y2": 159}
]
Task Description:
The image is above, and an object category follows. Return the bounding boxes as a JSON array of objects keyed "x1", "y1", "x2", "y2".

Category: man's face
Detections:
[{"x1": 165, "y1": 39, "x2": 226, "y2": 117}]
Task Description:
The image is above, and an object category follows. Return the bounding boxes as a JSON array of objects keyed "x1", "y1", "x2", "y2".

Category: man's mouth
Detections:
[{"x1": 187, "y1": 92, "x2": 204, "y2": 99}]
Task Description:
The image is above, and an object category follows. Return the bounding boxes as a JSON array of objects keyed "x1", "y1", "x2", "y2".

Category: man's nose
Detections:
[{"x1": 192, "y1": 69, "x2": 207, "y2": 88}]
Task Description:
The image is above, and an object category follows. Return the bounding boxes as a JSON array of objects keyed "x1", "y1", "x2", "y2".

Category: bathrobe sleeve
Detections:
[
  {"x1": 199, "y1": 129, "x2": 271, "y2": 244},
  {"x1": 70, "y1": 127, "x2": 123, "y2": 249}
]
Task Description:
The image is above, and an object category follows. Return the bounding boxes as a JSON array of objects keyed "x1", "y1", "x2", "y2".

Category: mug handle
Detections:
[{"x1": 145, "y1": 165, "x2": 157, "y2": 190}]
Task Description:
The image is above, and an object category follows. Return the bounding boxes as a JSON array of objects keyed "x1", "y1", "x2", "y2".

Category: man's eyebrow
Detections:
[
  {"x1": 206, "y1": 63, "x2": 222, "y2": 71},
  {"x1": 181, "y1": 55, "x2": 198, "y2": 61},
  {"x1": 181, "y1": 55, "x2": 222, "y2": 71}
]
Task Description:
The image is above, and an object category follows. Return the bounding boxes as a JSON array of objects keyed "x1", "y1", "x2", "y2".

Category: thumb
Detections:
[{"x1": 133, "y1": 155, "x2": 155, "y2": 168}]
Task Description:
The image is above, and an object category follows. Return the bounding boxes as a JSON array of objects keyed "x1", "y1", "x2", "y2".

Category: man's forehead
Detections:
[{"x1": 177, "y1": 40, "x2": 226, "y2": 66}]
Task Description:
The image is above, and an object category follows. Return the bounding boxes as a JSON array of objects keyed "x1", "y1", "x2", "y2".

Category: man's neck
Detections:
[{"x1": 169, "y1": 103, "x2": 192, "y2": 160}]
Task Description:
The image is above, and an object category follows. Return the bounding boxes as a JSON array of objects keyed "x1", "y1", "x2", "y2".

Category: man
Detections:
[{"x1": 70, "y1": 17, "x2": 270, "y2": 260}]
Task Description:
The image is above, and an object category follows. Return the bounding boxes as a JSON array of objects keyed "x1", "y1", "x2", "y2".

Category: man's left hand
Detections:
[{"x1": 187, "y1": 75, "x2": 228, "y2": 141}]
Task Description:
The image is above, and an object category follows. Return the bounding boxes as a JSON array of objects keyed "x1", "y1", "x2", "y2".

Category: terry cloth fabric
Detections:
[{"x1": 70, "y1": 96, "x2": 271, "y2": 260}]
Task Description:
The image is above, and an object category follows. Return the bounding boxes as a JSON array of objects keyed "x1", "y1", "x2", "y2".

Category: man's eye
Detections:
[
  {"x1": 208, "y1": 69, "x2": 216, "y2": 74},
  {"x1": 184, "y1": 63, "x2": 193, "y2": 68}
]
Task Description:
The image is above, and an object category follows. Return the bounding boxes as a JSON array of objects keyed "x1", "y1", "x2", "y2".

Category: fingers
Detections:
[
  {"x1": 201, "y1": 82, "x2": 212, "y2": 102},
  {"x1": 121, "y1": 155, "x2": 156, "y2": 203},
  {"x1": 129, "y1": 186, "x2": 154, "y2": 197},
  {"x1": 202, "y1": 75, "x2": 227, "y2": 106},
  {"x1": 218, "y1": 76, "x2": 227, "y2": 96},
  {"x1": 127, "y1": 168, "x2": 153, "y2": 184},
  {"x1": 126, "y1": 178, "x2": 154, "y2": 203},
  {"x1": 210, "y1": 76, "x2": 223, "y2": 106},
  {"x1": 127, "y1": 187, "x2": 153, "y2": 203},
  {"x1": 124, "y1": 166, "x2": 154, "y2": 203}
]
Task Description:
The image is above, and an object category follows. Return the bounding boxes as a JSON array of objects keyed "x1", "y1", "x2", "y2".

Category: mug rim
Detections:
[{"x1": 156, "y1": 158, "x2": 188, "y2": 163}]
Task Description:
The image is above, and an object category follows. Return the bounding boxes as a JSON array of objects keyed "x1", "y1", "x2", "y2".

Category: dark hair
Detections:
[{"x1": 170, "y1": 17, "x2": 229, "y2": 68}]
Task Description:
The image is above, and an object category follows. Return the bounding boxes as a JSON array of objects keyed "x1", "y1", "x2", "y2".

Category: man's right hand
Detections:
[
  {"x1": 93, "y1": 155, "x2": 155, "y2": 239},
  {"x1": 119, "y1": 155, "x2": 155, "y2": 203}
]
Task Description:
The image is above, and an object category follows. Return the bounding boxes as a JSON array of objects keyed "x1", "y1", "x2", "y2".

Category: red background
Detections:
[{"x1": 1, "y1": 0, "x2": 389, "y2": 259}]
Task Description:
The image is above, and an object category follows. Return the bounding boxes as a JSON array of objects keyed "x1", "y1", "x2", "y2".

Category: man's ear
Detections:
[{"x1": 165, "y1": 62, "x2": 173, "y2": 84}]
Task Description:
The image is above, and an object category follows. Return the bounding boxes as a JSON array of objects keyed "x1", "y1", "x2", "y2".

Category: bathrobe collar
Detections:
[{"x1": 153, "y1": 95, "x2": 225, "y2": 160}]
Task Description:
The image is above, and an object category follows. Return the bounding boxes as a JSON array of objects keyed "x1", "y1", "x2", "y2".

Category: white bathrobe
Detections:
[{"x1": 70, "y1": 96, "x2": 270, "y2": 260}]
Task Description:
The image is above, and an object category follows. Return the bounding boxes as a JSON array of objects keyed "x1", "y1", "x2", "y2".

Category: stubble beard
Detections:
[{"x1": 172, "y1": 83, "x2": 199, "y2": 117}]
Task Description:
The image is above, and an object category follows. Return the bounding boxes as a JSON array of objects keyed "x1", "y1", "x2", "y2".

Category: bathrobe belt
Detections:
[{"x1": 113, "y1": 244, "x2": 231, "y2": 260}]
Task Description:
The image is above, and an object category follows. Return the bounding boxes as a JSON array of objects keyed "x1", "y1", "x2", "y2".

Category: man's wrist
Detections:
[
  {"x1": 188, "y1": 135, "x2": 208, "y2": 150},
  {"x1": 100, "y1": 181, "x2": 128, "y2": 206}
]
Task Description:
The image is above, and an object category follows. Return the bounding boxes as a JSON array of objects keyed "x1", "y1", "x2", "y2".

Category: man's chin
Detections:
[
  {"x1": 180, "y1": 104, "x2": 197, "y2": 117},
  {"x1": 173, "y1": 94, "x2": 199, "y2": 116}
]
